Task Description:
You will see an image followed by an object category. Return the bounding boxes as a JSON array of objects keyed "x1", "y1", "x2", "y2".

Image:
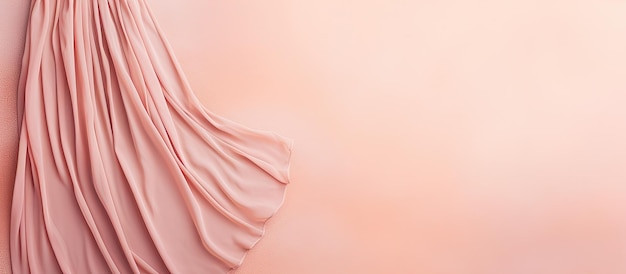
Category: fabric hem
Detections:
[{"x1": 226, "y1": 137, "x2": 294, "y2": 273}]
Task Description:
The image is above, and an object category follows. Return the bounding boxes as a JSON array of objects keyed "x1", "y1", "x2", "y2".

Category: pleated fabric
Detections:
[{"x1": 10, "y1": 0, "x2": 293, "y2": 273}]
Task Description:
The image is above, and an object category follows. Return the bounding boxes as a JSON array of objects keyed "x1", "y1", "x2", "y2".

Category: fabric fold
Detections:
[{"x1": 11, "y1": 0, "x2": 294, "y2": 273}]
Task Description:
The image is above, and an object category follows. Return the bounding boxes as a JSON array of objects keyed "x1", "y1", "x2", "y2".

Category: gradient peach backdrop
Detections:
[{"x1": 2, "y1": 0, "x2": 626, "y2": 273}]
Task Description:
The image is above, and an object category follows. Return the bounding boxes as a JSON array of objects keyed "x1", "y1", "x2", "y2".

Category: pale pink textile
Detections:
[{"x1": 10, "y1": 0, "x2": 293, "y2": 273}]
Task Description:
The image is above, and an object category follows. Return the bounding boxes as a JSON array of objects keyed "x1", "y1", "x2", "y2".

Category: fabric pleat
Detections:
[{"x1": 11, "y1": 0, "x2": 294, "y2": 273}]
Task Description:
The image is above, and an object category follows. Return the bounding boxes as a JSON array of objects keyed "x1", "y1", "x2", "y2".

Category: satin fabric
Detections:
[{"x1": 10, "y1": 0, "x2": 293, "y2": 273}]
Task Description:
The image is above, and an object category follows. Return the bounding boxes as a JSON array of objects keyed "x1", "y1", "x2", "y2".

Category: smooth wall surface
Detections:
[{"x1": 2, "y1": 0, "x2": 626, "y2": 273}]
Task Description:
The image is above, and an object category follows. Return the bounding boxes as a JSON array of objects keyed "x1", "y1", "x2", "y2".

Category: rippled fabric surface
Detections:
[{"x1": 10, "y1": 0, "x2": 293, "y2": 273}]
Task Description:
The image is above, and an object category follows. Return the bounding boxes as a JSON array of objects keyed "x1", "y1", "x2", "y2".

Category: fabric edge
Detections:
[{"x1": 226, "y1": 136, "x2": 294, "y2": 273}]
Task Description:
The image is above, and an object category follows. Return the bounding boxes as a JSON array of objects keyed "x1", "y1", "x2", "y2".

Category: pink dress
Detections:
[{"x1": 11, "y1": 0, "x2": 293, "y2": 273}]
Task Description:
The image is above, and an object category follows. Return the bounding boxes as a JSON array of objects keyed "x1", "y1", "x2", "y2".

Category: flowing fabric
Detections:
[{"x1": 10, "y1": 0, "x2": 293, "y2": 273}]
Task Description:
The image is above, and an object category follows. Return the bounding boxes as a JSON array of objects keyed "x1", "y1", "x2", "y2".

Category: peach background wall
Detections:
[{"x1": 2, "y1": 0, "x2": 626, "y2": 273}]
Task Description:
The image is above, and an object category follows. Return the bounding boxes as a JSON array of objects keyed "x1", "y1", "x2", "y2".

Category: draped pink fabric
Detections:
[{"x1": 10, "y1": 0, "x2": 293, "y2": 273}]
